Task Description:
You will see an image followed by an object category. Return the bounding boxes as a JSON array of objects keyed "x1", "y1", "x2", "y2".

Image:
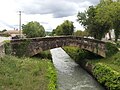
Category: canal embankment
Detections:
[
  {"x1": 63, "y1": 42, "x2": 120, "y2": 90},
  {"x1": 0, "y1": 42, "x2": 57, "y2": 90},
  {"x1": 0, "y1": 55, "x2": 56, "y2": 90}
]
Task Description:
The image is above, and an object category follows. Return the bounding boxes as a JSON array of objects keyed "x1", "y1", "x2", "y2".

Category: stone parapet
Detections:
[{"x1": 11, "y1": 36, "x2": 106, "y2": 57}]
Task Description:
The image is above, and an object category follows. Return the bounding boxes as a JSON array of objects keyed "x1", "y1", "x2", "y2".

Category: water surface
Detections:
[{"x1": 50, "y1": 48, "x2": 105, "y2": 90}]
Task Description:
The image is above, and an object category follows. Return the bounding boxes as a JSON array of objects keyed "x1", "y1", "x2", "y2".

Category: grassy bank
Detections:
[
  {"x1": 63, "y1": 45, "x2": 120, "y2": 90},
  {"x1": 89, "y1": 52, "x2": 120, "y2": 72},
  {"x1": 63, "y1": 46, "x2": 100, "y2": 62},
  {"x1": 0, "y1": 55, "x2": 56, "y2": 90},
  {"x1": 3, "y1": 40, "x2": 57, "y2": 90},
  {"x1": 90, "y1": 52, "x2": 120, "y2": 90}
]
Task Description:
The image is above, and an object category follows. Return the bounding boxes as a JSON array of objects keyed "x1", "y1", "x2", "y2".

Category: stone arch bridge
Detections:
[{"x1": 11, "y1": 36, "x2": 106, "y2": 57}]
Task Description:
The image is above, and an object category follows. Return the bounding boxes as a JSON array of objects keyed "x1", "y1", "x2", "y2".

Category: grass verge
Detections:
[{"x1": 0, "y1": 55, "x2": 56, "y2": 90}]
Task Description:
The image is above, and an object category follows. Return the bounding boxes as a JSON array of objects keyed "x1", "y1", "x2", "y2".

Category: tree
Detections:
[
  {"x1": 2, "y1": 29, "x2": 7, "y2": 32},
  {"x1": 22, "y1": 21, "x2": 45, "y2": 38},
  {"x1": 111, "y1": 1, "x2": 120, "y2": 41},
  {"x1": 61, "y1": 20, "x2": 74, "y2": 35},
  {"x1": 77, "y1": 0, "x2": 120, "y2": 40},
  {"x1": 95, "y1": 0, "x2": 120, "y2": 41},
  {"x1": 55, "y1": 25, "x2": 63, "y2": 35},
  {"x1": 77, "y1": 6, "x2": 108, "y2": 40},
  {"x1": 95, "y1": 0, "x2": 114, "y2": 40},
  {"x1": 52, "y1": 20, "x2": 74, "y2": 36},
  {"x1": 74, "y1": 30, "x2": 89, "y2": 37}
]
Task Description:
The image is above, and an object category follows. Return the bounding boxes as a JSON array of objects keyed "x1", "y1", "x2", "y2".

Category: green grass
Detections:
[
  {"x1": 89, "y1": 52, "x2": 120, "y2": 72},
  {"x1": 63, "y1": 46, "x2": 101, "y2": 62},
  {"x1": 0, "y1": 55, "x2": 56, "y2": 90},
  {"x1": 91, "y1": 53, "x2": 120, "y2": 89},
  {"x1": 33, "y1": 50, "x2": 52, "y2": 60}
]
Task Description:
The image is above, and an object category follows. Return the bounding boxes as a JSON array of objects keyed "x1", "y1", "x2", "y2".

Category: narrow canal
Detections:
[{"x1": 50, "y1": 48, "x2": 105, "y2": 90}]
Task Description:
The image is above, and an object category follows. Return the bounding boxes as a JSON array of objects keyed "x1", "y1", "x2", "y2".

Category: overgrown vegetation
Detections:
[
  {"x1": 33, "y1": 50, "x2": 52, "y2": 60},
  {"x1": 116, "y1": 41, "x2": 120, "y2": 48},
  {"x1": 105, "y1": 42, "x2": 119, "y2": 57},
  {"x1": 63, "y1": 46, "x2": 100, "y2": 62},
  {"x1": 93, "y1": 63, "x2": 120, "y2": 90},
  {"x1": 63, "y1": 45, "x2": 120, "y2": 90},
  {"x1": 4, "y1": 40, "x2": 12, "y2": 55},
  {"x1": 92, "y1": 53, "x2": 120, "y2": 90},
  {"x1": 11, "y1": 39, "x2": 31, "y2": 57},
  {"x1": 47, "y1": 62, "x2": 57, "y2": 90},
  {"x1": 2, "y1": 41, "x2": 57, "y2": 90},
  {"x1": 0, "y1": 55, "x2": 56, "y2": 90}
]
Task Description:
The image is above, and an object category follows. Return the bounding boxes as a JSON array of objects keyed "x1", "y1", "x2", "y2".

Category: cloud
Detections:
[
  {"x1": 66, "y1": 0, "x2": 99, "y2": 4},
  {"x1": 10, "y1": 0, "x2": 100, "y2": 31},
  {"x1": 0, "y1": 20, "x2": 15, "y2": 28},
  {"x1": 15, "y1": 0, "x2": 99, "y2": 18}
]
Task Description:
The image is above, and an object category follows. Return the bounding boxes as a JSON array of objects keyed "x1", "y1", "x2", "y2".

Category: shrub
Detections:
[
  {"x1": 34, "y1": 50, "x2": 52, "y2": 60},
  {"x1": 116, "y1": 41, "x2": 120, "y2": 48},
  {"x1": 11, "y1": 39, "x2": 31, "y2": 57},
  {"x1": 63, "y1": 46, "x2": 86, "y2": 61},
  {"x1": 105, "y1": 42, "x2": 119, "y2": 57},
  {"x1": 93, "y1": 63, "x2": 120, "y2": 90},
  {"x1": 47, "y1": 62, "x2": 57, "y2": 90},
  {"x1": 63, "y1": 46, "x2": 101, "y2": 62},
  {"x1": 4, "y1": 40, "x2": 12, "y2": 55}
]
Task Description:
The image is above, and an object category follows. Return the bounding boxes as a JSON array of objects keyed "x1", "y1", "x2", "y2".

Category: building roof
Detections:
[{"x1": 3, "y1": 30, "x2": 20, "y2": 35}]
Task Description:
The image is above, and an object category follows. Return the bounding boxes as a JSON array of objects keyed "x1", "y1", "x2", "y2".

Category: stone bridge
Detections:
[{"x1": 11, "y1": 36, "x2": 106, "y2": 57}]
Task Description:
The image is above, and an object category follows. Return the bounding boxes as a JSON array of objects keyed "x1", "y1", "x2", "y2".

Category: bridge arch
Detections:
[{"x1": 11, "y1": 36, "x2": 106, "y2": 57}]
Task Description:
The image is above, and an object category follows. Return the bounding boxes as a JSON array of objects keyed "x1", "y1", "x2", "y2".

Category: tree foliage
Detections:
[
  {"x1": 77, "y1": 0, "x2": 120, "y2": 41},
  {"x1": 74, "y1": 30, "x2": 89, "y2": 37},
  {"x1": 22, "y1": 21, "x2": 45, "y2": 38},
  {"x1": 95, "y1": 0, "x2": 120, "y2": 41},
  {"x1": 77, "y1": 6, "x2": 109, "y2": 40},
  {"x1": 52, "y1": 20, "x2": 74, "y2": 36}
]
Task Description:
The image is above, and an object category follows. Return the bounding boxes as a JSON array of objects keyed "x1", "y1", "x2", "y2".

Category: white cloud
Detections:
[{"x1": 0, "y1": 0, "x2": 99, "y2": 31}]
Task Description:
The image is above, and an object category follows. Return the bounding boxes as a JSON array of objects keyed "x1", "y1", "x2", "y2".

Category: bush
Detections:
[
  {"x1": 63, "y1": 46, "x2": 86, "y2": 61},
  {"x1": 11, "y1": 39, "x2": 31, "y2": 57},
  {"x1": 116, "y1": 41, "x2": 120, "y2": 48},
  {"x1": 33, "y1": 50, "x2": 52, "y2": 60},
  {"x1": 93, "y1": 63, "x2": 120, "y2": 90},
  {"x1": 63, "y1": 46, "x2": 101, "y2": 62},
  {"x1": 105, "y1": 42, "x2": 119, "y2": 57},
  {"x1": 4, "y1": 40, "x2": 12, "y2": 55},
  {"x1": 47, "y1": 62, "x2": 57, "y2": 90}
]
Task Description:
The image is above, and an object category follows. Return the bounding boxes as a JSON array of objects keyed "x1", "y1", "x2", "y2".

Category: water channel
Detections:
[{"x1": 50, "y1": 48, "x2": 105, "y2": 90}]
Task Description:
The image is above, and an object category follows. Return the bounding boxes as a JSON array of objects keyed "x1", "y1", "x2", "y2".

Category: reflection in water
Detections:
[{"x1": 50, "y1": 48, "x2": 105, "y2": 90}]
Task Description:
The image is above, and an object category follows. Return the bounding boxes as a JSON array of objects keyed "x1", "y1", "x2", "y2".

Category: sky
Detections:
[{"x1": 0, "y1": 0, "x2": 99, "y2": 32}]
